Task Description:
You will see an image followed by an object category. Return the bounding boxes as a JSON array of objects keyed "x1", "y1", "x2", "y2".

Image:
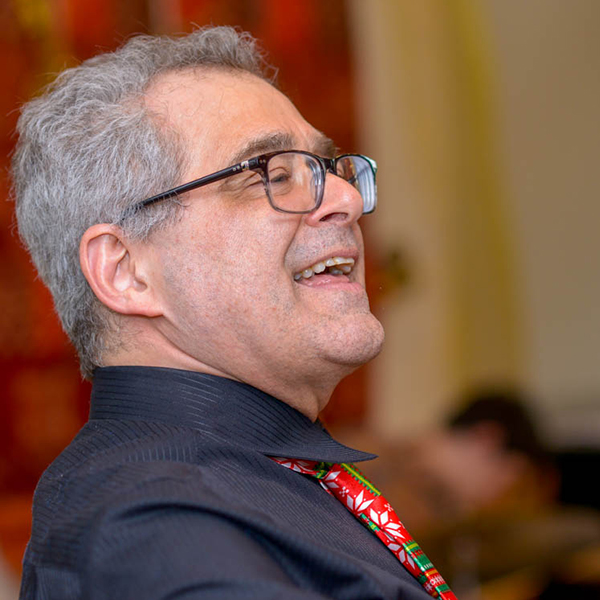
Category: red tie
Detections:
[{"x1": 271, "y1": 458, "x2": 458, "y2": 600}]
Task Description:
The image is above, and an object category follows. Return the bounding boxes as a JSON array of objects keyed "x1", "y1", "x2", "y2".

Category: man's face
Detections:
[{"x1": 142, "y1": 69, "x2": 384, "y2": 412}]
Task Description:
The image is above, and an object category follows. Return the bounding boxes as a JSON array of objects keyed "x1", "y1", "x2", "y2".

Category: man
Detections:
[{"x1": 12, "y1": 27, "x2": 451, "y2": 599}]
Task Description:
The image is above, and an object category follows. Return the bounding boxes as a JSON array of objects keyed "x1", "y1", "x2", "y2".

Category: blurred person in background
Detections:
[
  {"x1": 10, "y1": 25, "x2": 459, "y2": 600},
  {"x1": 358, "y1": 389, "x2": 600, "y2": 599},
  {"x1": 412, "y1": 390, "x2": 557, "y2": 522}
]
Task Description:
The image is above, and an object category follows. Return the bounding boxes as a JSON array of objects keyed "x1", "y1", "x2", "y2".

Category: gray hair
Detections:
[{"x1": 11, "y1": 26, "x2": 274, "y2": 379}]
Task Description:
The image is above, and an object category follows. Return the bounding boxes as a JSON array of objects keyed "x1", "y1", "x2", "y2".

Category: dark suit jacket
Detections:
[{"x1": 20, "y1": 366, "x2": 432, "y2": 599}]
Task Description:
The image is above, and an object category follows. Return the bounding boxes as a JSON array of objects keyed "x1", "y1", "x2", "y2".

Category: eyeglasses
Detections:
[{"x1": 127, "y1": 150, "x2": 378, "y2": 216}]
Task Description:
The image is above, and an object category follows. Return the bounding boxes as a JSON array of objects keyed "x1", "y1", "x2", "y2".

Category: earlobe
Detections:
[{"x1": 79, "y1": 224, "x2": 163, "y2": 318}]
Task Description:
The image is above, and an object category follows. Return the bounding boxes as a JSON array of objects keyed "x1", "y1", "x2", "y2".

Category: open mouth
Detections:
[{"x1": 293, "y1": 256, "x2": 355, "y2": 282}]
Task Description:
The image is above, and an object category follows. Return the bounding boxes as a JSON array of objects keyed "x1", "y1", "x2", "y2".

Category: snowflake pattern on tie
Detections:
[{"x1": 271, "y1": 457, "x2": 458, "y2": 600}]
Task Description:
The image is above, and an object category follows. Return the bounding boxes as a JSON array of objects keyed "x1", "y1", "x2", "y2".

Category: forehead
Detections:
[{"x1": 145, "y1": 68, "x2": 330, "y2": 173}]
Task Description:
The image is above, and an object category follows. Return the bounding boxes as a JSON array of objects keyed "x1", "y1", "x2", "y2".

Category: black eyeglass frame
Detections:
[{"x1": 126, "y1": 150, "x2": 378, "y2": 217}]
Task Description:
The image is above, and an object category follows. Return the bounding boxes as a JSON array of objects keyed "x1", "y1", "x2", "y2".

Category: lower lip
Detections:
[{"x1": 294, "y1": 273, "x2": 363, "y2": 292}]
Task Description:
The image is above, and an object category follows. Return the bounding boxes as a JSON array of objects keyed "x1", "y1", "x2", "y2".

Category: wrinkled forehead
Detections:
[{"x1": 144, "y1": 67, "x2": 335, "y2": 176}]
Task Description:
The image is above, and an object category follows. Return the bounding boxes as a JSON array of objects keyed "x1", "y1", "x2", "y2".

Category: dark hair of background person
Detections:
[
  {"x1": 446, "y1": 387, "x2": 551, "y2": 466},
  {"x1": 447, "y1": 387, "x2": 600, "y2": 511}
]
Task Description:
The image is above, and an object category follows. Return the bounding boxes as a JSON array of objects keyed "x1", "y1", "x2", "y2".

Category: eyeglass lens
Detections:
[
  {"x1": 336, "y1": 156, "x2": 377, "y2": 214},
  {"x1": 265, "y1": 152, "x2": 376, "y2": 214},
  {"x1": 265, "y1": 152, "x2": 321, "y2": 213}
]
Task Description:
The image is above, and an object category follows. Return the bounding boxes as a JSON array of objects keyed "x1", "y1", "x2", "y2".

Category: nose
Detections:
[{"x1": 303, "y1": 173, "x2": 364, "y2": 227}]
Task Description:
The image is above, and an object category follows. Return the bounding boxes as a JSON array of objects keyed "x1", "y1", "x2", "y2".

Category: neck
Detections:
[{"x1": 101, "y1": 327, "x2": 348, "y2": 421}]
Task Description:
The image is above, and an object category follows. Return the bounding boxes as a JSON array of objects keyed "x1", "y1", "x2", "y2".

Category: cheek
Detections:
[{"x1": 165, "y1": 203, "x2": 298, "y2": 303}]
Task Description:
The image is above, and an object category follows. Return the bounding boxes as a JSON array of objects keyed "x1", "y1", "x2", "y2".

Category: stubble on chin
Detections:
[{"x1": 315, "y1": 312, "x2": 385, "y2": 370}]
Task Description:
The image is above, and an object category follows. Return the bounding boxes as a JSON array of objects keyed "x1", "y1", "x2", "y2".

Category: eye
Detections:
[{"x1": 269, "y1": 167, "x2": 293, "y2": 186}]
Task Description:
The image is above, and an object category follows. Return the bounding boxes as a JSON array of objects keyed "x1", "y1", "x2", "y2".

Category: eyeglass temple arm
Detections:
[{"x1": 131, "y1": 159, "x2": 259, "y2": 213}]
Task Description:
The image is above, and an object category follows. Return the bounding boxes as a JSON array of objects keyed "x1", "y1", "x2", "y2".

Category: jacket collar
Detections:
[{"x1": 90, "y1": 366, "x2": 375, "y2": 464}]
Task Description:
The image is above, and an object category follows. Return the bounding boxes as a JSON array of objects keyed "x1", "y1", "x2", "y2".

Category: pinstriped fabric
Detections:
[
  {"x1": 90, "y1": 367, "x2": 357, "y2": 460},
  {"x1": 21, "y1": 367, "x2": 434, "y2": 600}
]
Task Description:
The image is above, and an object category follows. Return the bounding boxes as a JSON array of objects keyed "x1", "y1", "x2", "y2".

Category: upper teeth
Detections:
[{"x1": 294, "y1": 257, "x2": 355, "y2": 280}]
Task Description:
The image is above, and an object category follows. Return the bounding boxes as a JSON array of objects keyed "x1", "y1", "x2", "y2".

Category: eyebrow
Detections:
[
  {"x1": 314, "y1": 135, "x2": 338, "y2": 158},
  {"x1": 226, "y1": 131, "x2": 338, "y2": 166}
]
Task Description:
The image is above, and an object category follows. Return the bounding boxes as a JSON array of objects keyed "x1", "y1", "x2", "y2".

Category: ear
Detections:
[{"x1": 79, "y1": 223, "x2": 163, "y2": 318}]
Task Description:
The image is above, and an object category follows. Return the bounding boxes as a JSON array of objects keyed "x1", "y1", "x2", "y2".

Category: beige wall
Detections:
[
  {"x1": 349, "y1": 0, "x2": 600, "y2": 444},
  {"x1": 484, "y1": 0, "x2": 600, "y2": 444}
]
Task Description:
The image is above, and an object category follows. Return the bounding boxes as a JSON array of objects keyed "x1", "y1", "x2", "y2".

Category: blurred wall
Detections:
[
  {"x1": 485, "y1": 0, "x2": 600, "y2": 445},
  {"x1": 349, "y1": 0, "x2": 600, "y2": 444}
]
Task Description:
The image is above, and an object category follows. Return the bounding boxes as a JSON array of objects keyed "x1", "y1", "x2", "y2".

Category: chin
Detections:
[{"x1": 322, "y1": 313, "x2": 385, "y2": 368}]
